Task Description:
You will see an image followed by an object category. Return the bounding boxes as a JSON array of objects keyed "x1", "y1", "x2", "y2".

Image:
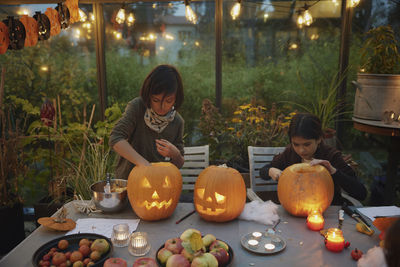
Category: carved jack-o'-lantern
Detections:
[
  {"x1": 277, "y1": 163, "x2": 334, "y2": 217},
  {"x1": 19, "y1": 15, "x2": 38, "y2": 47},
  {"x1": 194, "y1": 165, "x2": 246, "y2": 222},
  {"x1": 127, "y1": 162, "x2": 182, "y2": 221},
  {"x1": 33, "y1": 12, "x2": 51, "y2": 41},
  {"x1": 56, "y1": 3, "x2": 70, "y2": 29},
  {"x1": 65, "y1": 0, "x2": 79, "y2": 24},
  {"x1": 45, "y1": 8, "x2": 61, "y2": 36},
  {"x1": 3, "y1": 16, "x2": 25, "y2": 50},
  {"x1": 0, "y1": 22, "x2": 9, "y2": 54}
]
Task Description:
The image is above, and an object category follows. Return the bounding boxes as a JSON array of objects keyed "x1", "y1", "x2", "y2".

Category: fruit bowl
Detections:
[
  {"x1": 155, "y1": 240, "x2": 234, "y2": 267},
  {"x1": 32, "y1": 233, "x2": 113, "y2": 267}
]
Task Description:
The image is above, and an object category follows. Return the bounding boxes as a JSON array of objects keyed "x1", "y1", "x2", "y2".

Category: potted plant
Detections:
[{"x1": 353, "y1": 25, "x2": 400, "y2": 121}]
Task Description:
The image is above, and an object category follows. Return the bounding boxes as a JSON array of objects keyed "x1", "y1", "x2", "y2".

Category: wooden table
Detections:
[
  {"x1": 0, "y1": 201, "x2": 381, "y2": 267},
  {"x1": 353, "y1": 117, "x2": 400, "y2": 205}
]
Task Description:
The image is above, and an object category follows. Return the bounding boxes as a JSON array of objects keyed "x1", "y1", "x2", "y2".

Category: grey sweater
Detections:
[{"x1": 109, "y1": 97, "x2": 184, "y2": 179}]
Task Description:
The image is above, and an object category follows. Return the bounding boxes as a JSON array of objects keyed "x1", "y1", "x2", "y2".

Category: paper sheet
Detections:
[
  {"x1": 66, "y1": 218, "x2": 140, "y2": 238},
  {"x1": 357, "y1": 206, "x2": 400, "y2": 222}
]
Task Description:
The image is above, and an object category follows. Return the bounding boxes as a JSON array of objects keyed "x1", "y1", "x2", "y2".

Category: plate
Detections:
[
  {"x1": 240, "y1": 232, "x2": 286, "y2": 255},
  {"x1": 155, "y1": 240, "x2": 234, "y2": 267},
  {"x1": 32, "y1": 233, "x2": 113, "y2": 267}
]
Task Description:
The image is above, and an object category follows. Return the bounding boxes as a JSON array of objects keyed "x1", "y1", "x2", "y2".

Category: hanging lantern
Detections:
[
  {"x1": 45, "y1": 8, "x2": 61, "y2": 36},
  {"x1": 19, "y1": 15, "x2": 38, "y2": 47},
  {"x1": 56, "y1": 2, "x2": 70, "y2": 29},
  {"x1": 0, "y1": 21, "x2": 9, "y2": 54},
  {"x1": 194, "y1": 165, "x2": 246, "y2": 222},
  {"x1": 33, "y1": 12, "x2": 51, "y2": 41},
  {"x1": 127, "y1": 162, "x2": 182, "y2": 221},
  {"x1": 3, "y1": 16, "x2": 25, "y2": 50},
  {"x1": 40, "y1": 99, "x2": 55, "y2": 127}
]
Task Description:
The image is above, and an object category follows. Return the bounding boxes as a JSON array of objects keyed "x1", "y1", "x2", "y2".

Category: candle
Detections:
[
  {"x1": 247, "y1": 239, "x2": 259, "y2": 249},
  {"x1": 128, "y1": 232, "x2": 151, "y2": 256},
  {"x1": 307, "y1": 211, "x2": 325, "y2": 231},
  {"x1": 111, "y1": 224, "x2": 129, "y2": 247},
  {"x1": 325, "y1": 228, "x2": 345, "y2": 252},
  {"x1": 132, "y1": 235, "x2": 146, "y2": 248},
  {"x1": 252, "y1": 232, "x2": 262, "y2": 240},
  {"x1": 265, "y1": 243, "x2": 275, "y2": 251}
]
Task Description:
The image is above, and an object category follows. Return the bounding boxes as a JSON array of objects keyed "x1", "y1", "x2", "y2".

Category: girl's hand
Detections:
[
  {"x1": 309, "y1": 159, "x2": 337, "y2": 174},
  {"x1": 269, "y1": 167, "x2": 282, "y2": 181},
  {"x1": 155, "y1": 139, "x2": 180, "y2": 159}
]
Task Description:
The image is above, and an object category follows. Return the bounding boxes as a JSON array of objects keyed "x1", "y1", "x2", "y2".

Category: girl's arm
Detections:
[{"x1": 113, "y1": 140, "x2": 150, "y2": 166}]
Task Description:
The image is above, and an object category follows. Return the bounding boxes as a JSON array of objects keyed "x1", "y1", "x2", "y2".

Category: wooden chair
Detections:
[
  {"x1": 247, "y1": 146, "x2": 285, "y2": 199},
  {"x1": 179, "y1": 145, "x2": 209, "y2": 202}
]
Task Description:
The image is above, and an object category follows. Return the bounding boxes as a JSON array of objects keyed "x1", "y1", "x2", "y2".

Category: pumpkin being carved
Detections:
[
  {"x1": 277, "y1": 163, "x2": 334, "y2": 217},
  {"x1": 127, "y1": 162, "x2": 182, "y2": 221},
  {"x1": 194, "y1": 164, "x2": 246, "y2": 222}
]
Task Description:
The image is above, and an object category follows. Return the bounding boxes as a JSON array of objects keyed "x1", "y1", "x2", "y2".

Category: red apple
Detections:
[
  {"x1": 191, "y1": 253, "x2": 218, "y2": 267},
  {"x1": 166, "y1": 254, "x2": 190, "y2": 267},
  {"x1": 133, "y1": 257, "x2": 158, "y2": 267},
  {"x1": 103, "y1": 257, "x2": 127, "y2": 267},
  {"x1": 209, "y1": 240, "x2": 229, "y2": 252},
  {"x1": 210, "y1": 247, "x2": 230, "y2": 266},
  {"x1": 157, "y1": 248, "x2": 173, "y2": 264},
  {"x1": 164, "y1": 237, "x2": 184, "y2": 254},
  {"x1": 181, "y1": 248, "x2": 194, "y2": 262}
]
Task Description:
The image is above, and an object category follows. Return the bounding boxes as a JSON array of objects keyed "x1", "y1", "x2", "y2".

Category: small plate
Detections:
[
  {"x1": 32, "y1": 233, "x2": 113, "y2": 267},
  {"x1": 241, "y1": 232, "x2": 286, "y2": 255},
  {"x1": 155, "y1": 240, "x2": 234, "y2": 266}
]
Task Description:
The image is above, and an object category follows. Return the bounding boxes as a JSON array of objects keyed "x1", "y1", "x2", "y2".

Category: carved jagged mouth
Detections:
[
  {"x1": 195, "y1": 204, "x2": 225, "y2": 215},
  {"x1": 141, "y1": 199, "x2": 172, "y2": 210}
]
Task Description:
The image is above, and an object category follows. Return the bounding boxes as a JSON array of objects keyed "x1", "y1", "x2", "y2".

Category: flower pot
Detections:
[
  {"x1": 0, "y1": 202, "x2": 25, "y2": 254},
  {"x1": 353, "y1": 73, "x2": 400, "y2": 121}
]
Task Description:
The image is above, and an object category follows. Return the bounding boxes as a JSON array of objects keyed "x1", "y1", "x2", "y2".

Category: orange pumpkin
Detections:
[
  {"x1": 127, "y1": 162, "x2": 182, "y2": 221},
  {"x1": 65, "y1": 0, "x2": 79, "y2": 24},
  {"x1": 0, "y1": 21, "x2": 9, "y2": 54},
  {"x1": 45, "y1": 8, "x2": 61, "y2": 36},
  {"x1": 194, "y1": 165, "x2": 246, "y2": 222},
  {"x1": 19, "y1": 15, "x2": 38, "y2": 47},
  {"x1": 277, "y1": 163, "x2": 334, "y2": 217}
]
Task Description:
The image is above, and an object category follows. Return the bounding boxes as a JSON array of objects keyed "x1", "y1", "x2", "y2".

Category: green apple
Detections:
[
  {"x1": 180, "y1": 248, "x2": 194, "y2": 262},
  {"x1": 180, "y1": 228, "x2": 201, "y2": 242},
  {"x1": 191, "y1": 253, "x2": 218, "y2": 267},
  {"x1": 202, "y1": 234, "x2": 216, "y2": 248},
  {"x1": 90, "y1": 238, "x2": 110, "y2": 255},
  {"x1": 157, "y1": 248, "x2": 173, "y2": 265}
]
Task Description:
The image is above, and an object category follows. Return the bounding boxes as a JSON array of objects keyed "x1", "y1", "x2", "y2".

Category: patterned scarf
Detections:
[{"x1": 144, "y1": 108, "x2": 176, "y2": 133}]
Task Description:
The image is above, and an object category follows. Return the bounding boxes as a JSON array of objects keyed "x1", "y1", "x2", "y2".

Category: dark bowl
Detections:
[
  {"x1": 32, "y1": 233, "x2": 113, "y2": 267},
  {"x1": 155, "y1": 240, "x2": 234, "y2": 267}
]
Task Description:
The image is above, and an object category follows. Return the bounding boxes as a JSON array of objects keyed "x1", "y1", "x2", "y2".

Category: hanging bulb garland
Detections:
[
  {"x1": 184, "y1": 0, "x2": 198, "y2": 24},
  {"x1": 231, "y1": 0, "x2": 241, "y2": 20},
  {"x1": 296, "y1": 3, "x2": 313, "y2": 28},
  {"x1": 115, "y1": 4, "x2": 126, "y2": 24},
  {"x1": 126, "y1": 12, "x2": 135, "y2": 27}
]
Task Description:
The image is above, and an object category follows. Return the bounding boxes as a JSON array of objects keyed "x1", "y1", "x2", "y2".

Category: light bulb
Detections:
[
  {"x1": 78, "y1": 8, "x2": 87, "y2": 22},
  {"x1": 230, "y1": 2, "x2": 241, "y2": 20},
  {"x1": 297, "y1": 14, "x2": 304, "y2": 28},
  {"x1": 185, "y1": 5, "x2": 198, "y2": 24},
  {"x1": 127, "y1": 13, "x2": 135, "y2": 26},
  {"x1": 350, "y1": 0, "x2": 360, "y2": 7},
  {"x1": 116, "y1": 7, "x2": 126, "y2": 24},
  {"x1": 303, "y1": 10, "x2": 313, "y2": 26}
]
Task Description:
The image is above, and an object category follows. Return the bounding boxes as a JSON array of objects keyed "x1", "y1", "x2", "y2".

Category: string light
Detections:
[
  {"x1": 184, "y1": 0, "x2": 198, "y2": 24},
  {"x1": 78, "y1": 8, "x2": 87, "y2": 22},
  {"x1": 303, "y1": 9, "x2": 313, "y2": 26},
  {"x1": 349, "y1": 0, "x2": 360, "y2": 7},
  {"x1": 116, "y1": 4, "x2": 126, "y2": 24},
  {"x1": 126, "y1": 13, "x2": 135, "y2": 26},
  {"x1": 296, "y1": 4, "x2": 313, "y2": 28},
  {"x1": 231, "y1": 0, "x2": 241, "y2": 20}
]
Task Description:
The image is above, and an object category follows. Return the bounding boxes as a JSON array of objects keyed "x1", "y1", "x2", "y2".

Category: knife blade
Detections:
[{"x1": 353, "y1": 209, "x2": 372, "y2": 227}]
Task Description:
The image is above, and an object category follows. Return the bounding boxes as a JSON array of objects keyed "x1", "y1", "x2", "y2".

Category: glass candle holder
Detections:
[
  {"x1": 251, "y1": 232, "x2": 262, "y2": 240},
  {"x1": 265, "y1": 243, "x2": 276, "y2": 251},
  {"x1": 111, "y1": 223, "x2": 130, "y2": 247},
  {"x1": 325, "y1": 228, "x2": 345, "y2": 252},
  {"x1": 128, "y1": 232, "x2": 151, "y2": 256},
  {"x1": 307, "y1": 210, "x2": 325, "y2": 231},
  {"x1": 247, "y1": 239, "x2": 259, "y2": 249}
]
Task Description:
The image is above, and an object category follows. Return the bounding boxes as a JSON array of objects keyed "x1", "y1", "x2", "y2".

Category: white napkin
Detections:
[{"x1": 239, "y1": 200, "x2": 280, "y2": 226}]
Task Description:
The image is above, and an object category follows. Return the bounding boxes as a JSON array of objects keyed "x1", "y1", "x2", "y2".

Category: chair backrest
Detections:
[
  {"x1": 248, "y1": 146, "x2": 285, "y2": 192},
  {"x1": 180, "y1": 145, "x2": 209, "y2": 191}
]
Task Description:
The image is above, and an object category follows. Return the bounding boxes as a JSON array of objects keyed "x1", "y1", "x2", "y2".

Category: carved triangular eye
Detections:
[
  {"x1": 215, "y1": 192, "x2": 226, "y2": 204},
  {"x1": 163, "y1": 176, "x2": 171, "y2": 188},
  {"x1": 142, "y1": 177, "x2": 151, "y2": 188},
  {"x1": 196, "y1": 188, "x2": 205, "y2": 199}
]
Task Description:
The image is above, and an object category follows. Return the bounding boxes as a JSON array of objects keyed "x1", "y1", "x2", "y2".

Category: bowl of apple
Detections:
[{"x1": 156, "y1": 228, "x2": 234, "y2": 267}]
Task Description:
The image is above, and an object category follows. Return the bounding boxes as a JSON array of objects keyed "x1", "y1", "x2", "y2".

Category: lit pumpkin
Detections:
[
  {"x1": 127, "y1": 162, "x2": 182, "y2": 221},
  {"x1": 277, "y1": 163, "x2": 334, "y2": 217},
  {"x1": 19, "y1": 15, "x2": 38, "y2": 47},
  {"x1": 0, "y1": 21, "x2": 9, "y2": 54},
  {"x1": 45, "y1": 8, "x2": 61, "y2": 36},
  {"x1": 194, "y1": 165, "x2": 246, "y2": 222}
]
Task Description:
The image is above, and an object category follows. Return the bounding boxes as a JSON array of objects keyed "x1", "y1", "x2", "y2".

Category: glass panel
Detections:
[{"x1": 104, "y1": 2, "x2": 215, "y2": 142}]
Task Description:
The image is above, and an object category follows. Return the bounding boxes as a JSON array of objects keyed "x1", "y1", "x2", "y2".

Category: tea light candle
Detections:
[
  {"x1": 111, "y1": 224, "x2": 129, "y2": 247},
  {"x1": 252, "y1": 232, "x2": 262, "y2": 240},
  {"x1": 307, "y1": 210, "x2": 325, "y2": 231},
  {"x1": 325, "y1": 228, "x2": 345, "y2": 252},
  {"x1": 247, "y1": 239, "x2": 259, "y2": 249},
  {"x1": 132, "y1": 235, "x2": 147, "y2": 248},
  {"x1": 265, "y1": 243, "x2": 275, "y2": 251},
  {"x1": 128, "y1": 232, "x2": 151, "y2": 256}
]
